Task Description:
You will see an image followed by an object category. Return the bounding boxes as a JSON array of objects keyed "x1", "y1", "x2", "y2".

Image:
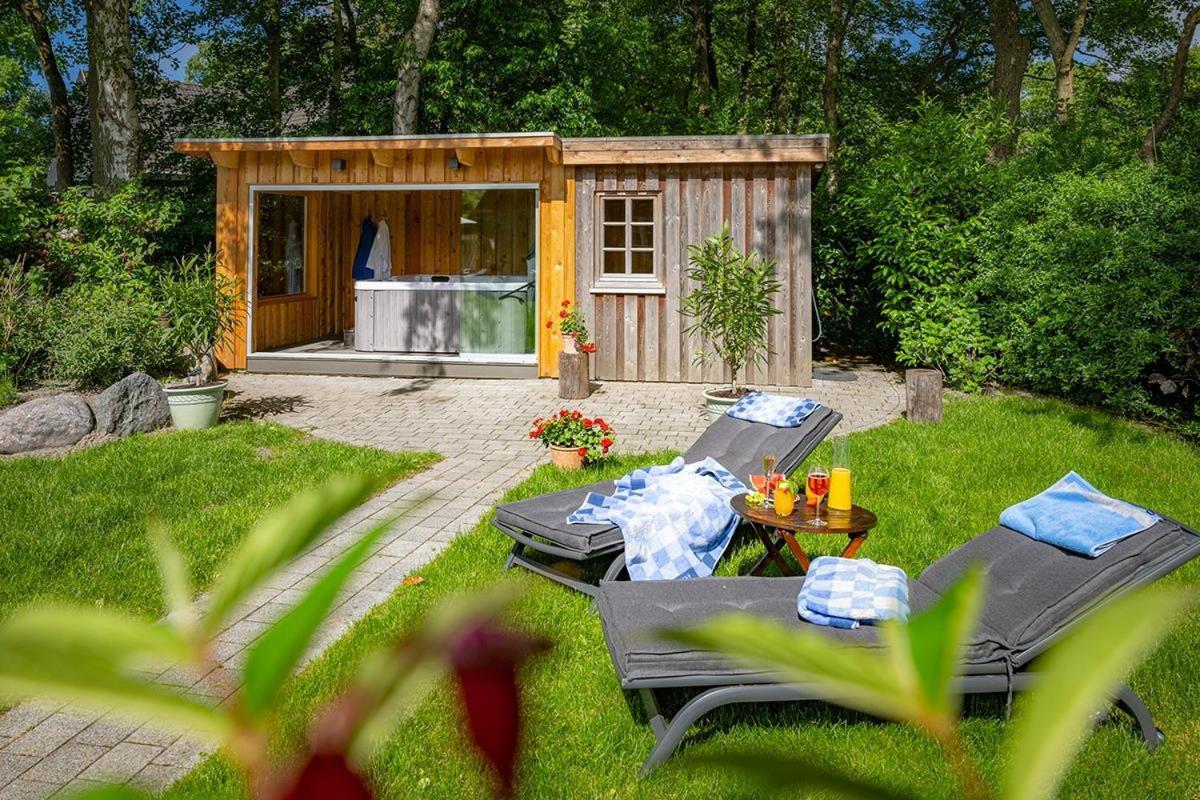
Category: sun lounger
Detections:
[
  {"x1": 595, "y1": 516, "x2": 1200, "y2": 772},
  {"x1": 494, "y1": 406, "x2": 842, "y2": 595}
]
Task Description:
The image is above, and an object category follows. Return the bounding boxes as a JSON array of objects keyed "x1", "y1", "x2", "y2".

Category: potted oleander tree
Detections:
[
  {"x1": 160, "y1": 251, "x2": 237, "y2": 430},
  {"x1": 682, "y1": 223, "x2": 782, "y2": 422}
]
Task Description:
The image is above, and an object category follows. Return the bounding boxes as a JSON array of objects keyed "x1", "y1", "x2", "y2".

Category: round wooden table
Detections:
[{"x1": 730, "y1": 493, "x2": 878, "y2": 576}]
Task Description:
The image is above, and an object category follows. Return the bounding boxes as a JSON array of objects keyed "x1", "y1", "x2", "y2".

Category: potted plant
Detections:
[
  {"x1": 548, "y1": 299, "x2": 596, "y2": 399},
  {"x1": 681, "y1": 223, "x2": 782, "y2": 422},
  {"x1": 528, "y1": 410, "x2": 615, "y2": 470},
  {"x1": 547, "y1": 299, "x2": 597, "y2": 355},
  {"x1": 159, "y1": 251, "x2": 237, "y2": 430}
]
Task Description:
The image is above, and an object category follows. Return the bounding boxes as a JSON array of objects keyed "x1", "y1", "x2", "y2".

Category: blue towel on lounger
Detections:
[
  {"x1": 797, "y1": 557, "x2": 910, "y2": 629},
  {"x1": 568, "y1": 457, "x2": 746, "y2": 581},
  {"x1": 999, "y1": 471, "x2": 1160, "y2": 558},
  {"x1": 726, "y1": 392, "x2": 821, "y2": 427}
]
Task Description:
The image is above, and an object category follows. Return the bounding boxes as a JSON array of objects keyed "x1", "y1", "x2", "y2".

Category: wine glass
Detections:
[
  {"x1": 762, "y1": 454, "x2": 778, "y2": 502},
  {"x1": 807, "y1": 465, "x2": 831, "y2": 527}
]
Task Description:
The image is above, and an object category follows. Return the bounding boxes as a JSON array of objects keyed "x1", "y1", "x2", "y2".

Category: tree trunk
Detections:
[
  {"x1": 264, "y1": 0, "x2": 282, "y2": 133},
  {"x1": 328, "y1": 0, "x2": 343, "y2": 127},
  {"x1": 85, "y1": 0, "x2": 140, "y2": 188},
  {"x1": 689, "y1": 0, "x2": 718, "y2": 115},
  {"x1": 821, "y1": 0, "x2": 851, "y2": 193},
  {"x1": 19, "y1": 0, "x2": 74, "y2": 188},
  {"x1": 392, "y1": 0, "x2": 440, "y2": 134},
  {"x1": 1140, "y1": 7, "x2": 1200, "y2": 164},
  {"x1": 737, "y1": 0, "x2": 758, "y2": 132},
  {"x1": 985, "y1": 0, "x2": 1030, "y2": 159},
  {"x1": 1031, "y1": 0, "x2": 1087, "y2": 124},
  {"x1": 339, "y1": 0, "x2": 359, "y2": 71}
]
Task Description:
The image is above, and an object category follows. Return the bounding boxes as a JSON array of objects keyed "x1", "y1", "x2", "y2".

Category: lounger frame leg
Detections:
[
  {"x1": 638, "y1": 685, "x2": 817, "y2": 776},
  {"x1": 504, "y1": 540, "x2": 608, "y2": 597},
  {"x1": 1113, "y1": 684, "x2": 1164, "y2": 751}
]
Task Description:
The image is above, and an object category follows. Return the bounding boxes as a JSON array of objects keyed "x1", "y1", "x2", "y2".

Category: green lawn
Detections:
[
  {"x1": 0, "y1": 421, "x2": 437, "y2": 620},
  {"x1": 165, "y1": 396, "x2": 1200, "y2": 800}
]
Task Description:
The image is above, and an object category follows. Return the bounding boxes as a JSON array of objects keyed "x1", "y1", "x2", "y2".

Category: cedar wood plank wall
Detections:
[
  {"x1": 573, "y1": 163, "x2": 813, "y2": 387},
  {"x1": 213, "y1": 146, "x2": 572, "y2": 376}
]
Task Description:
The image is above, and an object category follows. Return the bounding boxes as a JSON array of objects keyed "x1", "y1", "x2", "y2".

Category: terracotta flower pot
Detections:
[
  {"x1": 549, "y1": 444, "x2": 585, "y2": 470},
  {"x1": 561, "y1": 336, "x2": 578, "y2": 354}
]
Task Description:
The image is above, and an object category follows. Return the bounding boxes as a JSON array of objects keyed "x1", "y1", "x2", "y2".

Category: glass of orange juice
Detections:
[
  {"x1": 828, "y1": 435, "x2": 852, "y2": 511},
  {"x1": 773, "y1": 480, "x2": 796, "y2": 517}
]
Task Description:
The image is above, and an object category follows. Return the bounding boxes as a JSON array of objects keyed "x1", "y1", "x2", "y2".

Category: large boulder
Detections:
[
  {"x1": 93, "y1": 372, "x2": 171, "y2": 436},
  {"x1": 0, "y1": 395, "x2": 95, "y2": 454}
]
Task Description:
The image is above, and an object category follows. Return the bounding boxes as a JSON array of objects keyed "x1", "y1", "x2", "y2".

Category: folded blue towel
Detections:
[
  {"x1": 797, "y1": 556, "x2": 910, "y2": 629},
  {"x1": 726, "y1": 392, "x2": 821, "y2": 427},
  {"x1": 999, "y1": 471, "x2": 1160, "y2": 558}
]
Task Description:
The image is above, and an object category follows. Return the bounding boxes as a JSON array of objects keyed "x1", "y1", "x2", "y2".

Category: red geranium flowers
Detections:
[{"x1": 527, "y1": 409, "x2": 617, "y2": 463}]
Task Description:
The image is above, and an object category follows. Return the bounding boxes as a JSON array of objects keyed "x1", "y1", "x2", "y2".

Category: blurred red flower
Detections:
[
  {"x1": 449, "y1": 624, "x2": 550, "y2": 796},
  {"x1": 280, "y1": 753, "x2": 372, "y2": 800}
]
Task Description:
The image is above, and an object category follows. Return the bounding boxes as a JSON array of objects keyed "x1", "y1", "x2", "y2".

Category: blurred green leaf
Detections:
[
  {"x1": 243, "y1": 517, "x2": 394, "y2": 717},
  {"x1": 1002, "y1": 586, "x2": 1193, "y2": 800},
  {"x1": 664, "y1": 613, "x2": 919, "y2": 724},
  {"x1": 888, "y1": 567, "x2": 985, "y2": 717},
  {"x1": 0, "y1": 606, "x2": 231, "y2": 740},
  {"x1": 691, "y1": 751, "x2": 917, "y2": 799},
  {"x1": 150, "y1": 520, "x2": 195, "y2": 637},
  {"x1": 203, "y1": 475, "x2": 377, "y2": 636}
]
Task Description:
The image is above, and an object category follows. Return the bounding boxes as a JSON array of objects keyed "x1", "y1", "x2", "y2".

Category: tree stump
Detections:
[
  {"x1": 905, "y1": 368, "x2": 943, "y2": 423},
  {"x1": 559, "y1": 352, "x2": 590, "y2": 399}
]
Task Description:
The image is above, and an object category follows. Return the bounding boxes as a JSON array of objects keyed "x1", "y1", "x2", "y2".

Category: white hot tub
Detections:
[{"x1": 354, "y1": 275, "x2": 534, "y2": 355}]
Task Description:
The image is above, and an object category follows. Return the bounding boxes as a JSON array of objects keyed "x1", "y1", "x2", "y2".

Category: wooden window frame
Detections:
[
  {"x1": 255, "y1": 192, "x2": 311, "y2": 302},
  {"x1": 593, "y1": 191, "x2": 664, "y2": 294}
]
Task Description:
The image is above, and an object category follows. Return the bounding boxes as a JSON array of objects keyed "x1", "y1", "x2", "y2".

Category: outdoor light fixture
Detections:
[
  {"x1": 447, "y1": 153, "x2": 461, "y2": 170},
  {"x1": 331, "y1": 157, "x2": 347, "y2": 171}
]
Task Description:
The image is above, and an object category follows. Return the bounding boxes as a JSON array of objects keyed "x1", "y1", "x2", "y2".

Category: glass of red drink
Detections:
[{"x1": 807, "y1": 465, "x2": 831, "y2": 527}]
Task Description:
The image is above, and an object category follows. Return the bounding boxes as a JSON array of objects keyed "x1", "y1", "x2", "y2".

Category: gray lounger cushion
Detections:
[
  {"x1": 597, "y1": 517, "x2": 1200, "y2": 685},
  {"x1": 494, "y1": 479, "x2": 623, "y2": 552},
  {"x1": 917, "y1": 517, "x2": 1200, "y2": 666},
  {"x1": 594, "y1": 576, "x2": 1008, "y2": 685},
  {"x1": 495, "y1": 406, "x2": 841, "y2": 554}
]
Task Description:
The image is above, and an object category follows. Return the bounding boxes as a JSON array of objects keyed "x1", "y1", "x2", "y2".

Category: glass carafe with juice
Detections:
[{"x1": 828, "y1": 435, "x2": 853, "y2": 511}]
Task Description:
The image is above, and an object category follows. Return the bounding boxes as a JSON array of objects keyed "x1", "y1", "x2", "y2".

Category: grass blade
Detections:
[
  {"x1": 203, "y1": 475, "x2": 376, "y2": 636},
  {"x1": 242, "y1": 516, "x2": 396, "y2": 716},
  {"x1": 1001, "y1": 586, "x2": 1192, "y2": 800}
]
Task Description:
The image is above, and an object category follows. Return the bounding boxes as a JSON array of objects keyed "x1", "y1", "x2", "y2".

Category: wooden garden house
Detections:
[{"x1": 175, "y1": 132, "x2": 828, "y2": 386}]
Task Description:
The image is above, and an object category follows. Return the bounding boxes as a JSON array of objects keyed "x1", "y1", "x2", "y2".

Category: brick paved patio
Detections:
[{"x1": 0, "y1": 364, "x2": 903, "y2": 799}]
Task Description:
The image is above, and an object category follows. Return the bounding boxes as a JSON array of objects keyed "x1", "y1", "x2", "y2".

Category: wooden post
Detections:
[
  {"x1": 559, "y1": 352, "x2": 590, "y2": 399},
  {"x1": 906, "y1": 368, "x2": 943, "y2": 423}
]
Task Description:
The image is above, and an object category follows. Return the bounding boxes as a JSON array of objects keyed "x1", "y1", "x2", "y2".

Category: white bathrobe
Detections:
[{"x1": 365, "y1": 218, "x2": 392, "y2": 279}]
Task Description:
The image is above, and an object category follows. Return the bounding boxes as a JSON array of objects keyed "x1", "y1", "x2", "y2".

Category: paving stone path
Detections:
[{"x1": 0, "y1": 364, "x2": 903, "y2": 799}]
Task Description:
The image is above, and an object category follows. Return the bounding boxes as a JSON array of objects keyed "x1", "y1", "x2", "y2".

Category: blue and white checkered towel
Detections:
[
  {"x1": 727, "y1": 392, "x2": 821, "y2": 427},
  {"x1": 568, "y1": 456, "x2": 746, "y2": 581},
  {"x1": 1000, "y1": 471, "x2": 1160, "y2": 558},
  {"x1": 797, "y1": 557, "x2": 910, "y2": 629}
]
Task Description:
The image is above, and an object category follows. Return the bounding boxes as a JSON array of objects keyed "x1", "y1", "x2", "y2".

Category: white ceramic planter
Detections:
[
  {"x1": 164, "y1": 381, "x2": 227, "y2": 430},
  {"x1": 702, "y1": 389, "x2": 741, "y2": 423}
]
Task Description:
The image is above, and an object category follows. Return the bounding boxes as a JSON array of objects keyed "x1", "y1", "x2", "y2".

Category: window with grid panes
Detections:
[{"x1": 594, "y1": 193, "x2": 662, "y2": 292}]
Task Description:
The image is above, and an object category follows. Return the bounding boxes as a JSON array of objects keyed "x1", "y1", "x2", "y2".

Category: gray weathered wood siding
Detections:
[{"x1": 573, "y1": 163, "x2": 813, "y2": 387}]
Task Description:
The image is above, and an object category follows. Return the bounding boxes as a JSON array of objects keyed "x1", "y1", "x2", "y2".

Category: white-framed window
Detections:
[{"x1": 594, "y1": 193, "x2": 662, "y2": 293}]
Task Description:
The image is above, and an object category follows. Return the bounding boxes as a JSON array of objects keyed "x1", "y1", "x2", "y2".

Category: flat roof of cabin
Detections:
[{"x1": 174, "y1": 132, "x2": 829, "y2": 164}]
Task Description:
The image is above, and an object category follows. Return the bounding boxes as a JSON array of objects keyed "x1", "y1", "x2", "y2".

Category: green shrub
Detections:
[
  {"x1": 0, "y1": 259, "x2": 53, "y2": 385},
  {"x1": 0, "y1": 372, "x2": 16, "y2": 408},
  {"x1": 44, "y1": 181, "x2": 183, "y2": 286},
  {"x1": 978, "y1": 164, "x2": 1200, "y2": 416},
  {"x1": 48, "y1": 281, "x2": 178, "y2": 389},
  {"x1": 838, "y1": 101, "x2": 1003, "y2": 389}
]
